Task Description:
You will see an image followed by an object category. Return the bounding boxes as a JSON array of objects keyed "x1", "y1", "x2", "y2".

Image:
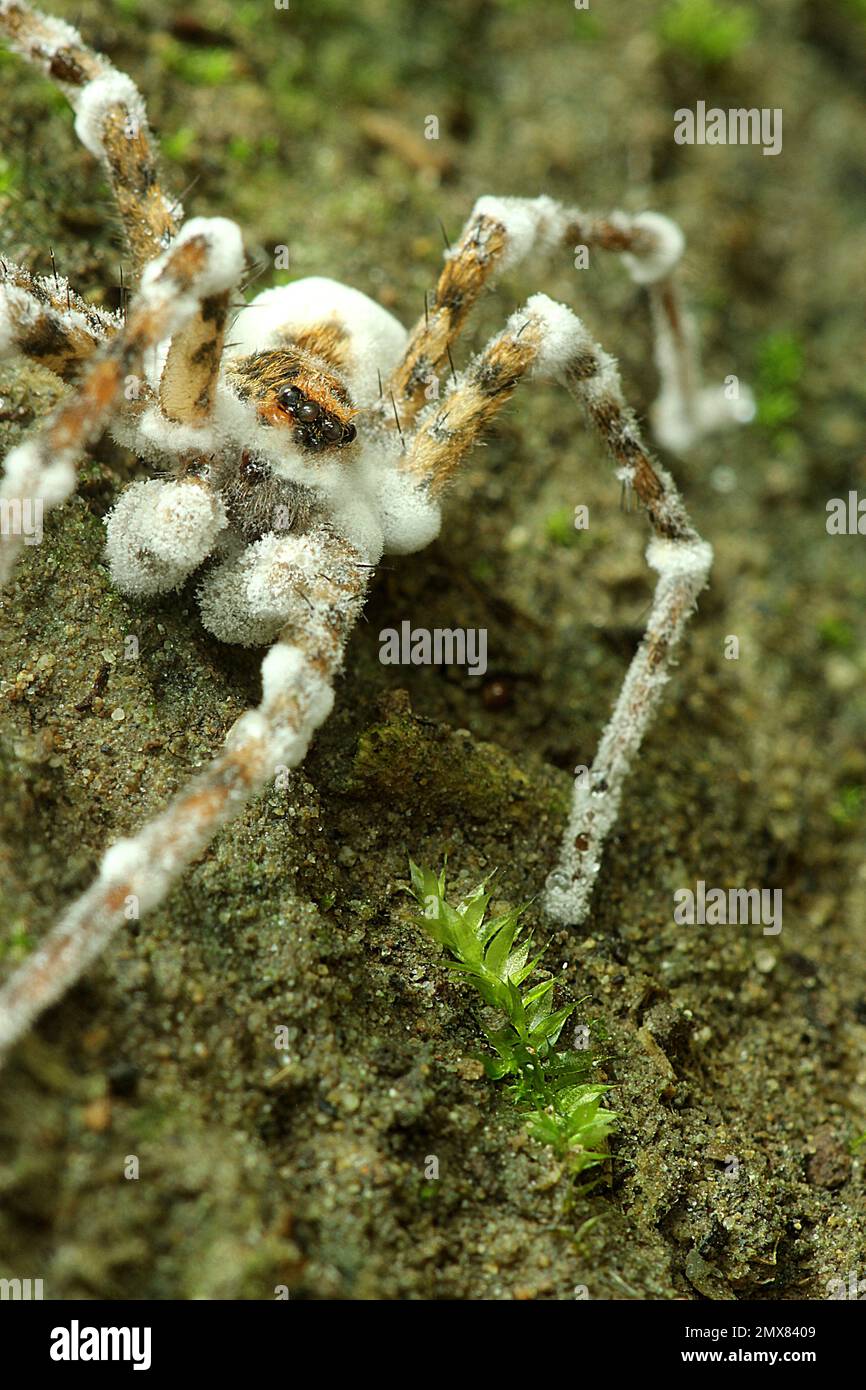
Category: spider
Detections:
[{"x1": 0, "y1": 0, "x2": 752, "y2": 1062}]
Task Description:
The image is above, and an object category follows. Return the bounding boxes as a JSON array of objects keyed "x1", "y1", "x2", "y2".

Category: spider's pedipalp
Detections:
[
  {"x1": 104, "y1": 477, "x2": 228, "y2": 596},
  {"x1": 0, "y1": 0, "x2": 180, "y2": 271},
  {"x1": 0, "y1": 533, "x2": 367, "y2": 1062},
  {"x1": 0, "y1": 216, "x2": 244, "y2": 587},
  {"x1": 384, "y1": 193, "x2": 752, "y2": 455},
  {"x1": 197, "y1": 524, "x2": 366, "y2": 648},
  {"x1": 0, "y1": 261, "x2": 122, "y2": 378}
]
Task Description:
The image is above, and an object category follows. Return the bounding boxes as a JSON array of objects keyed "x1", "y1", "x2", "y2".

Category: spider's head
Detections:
[{"x1": 225, "y1": 347, "x2": 359, "y2": 456}]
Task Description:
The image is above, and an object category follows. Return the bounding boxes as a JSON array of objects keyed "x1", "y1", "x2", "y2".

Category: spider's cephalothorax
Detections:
[
  {"x1": 102, "y1": 274, "x2": 442, "y2": 644},
  {"x1": 0, "y1": 1, "x2": 753, "y2": 1061}
]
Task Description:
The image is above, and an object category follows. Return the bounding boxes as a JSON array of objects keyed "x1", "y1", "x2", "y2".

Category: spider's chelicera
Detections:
[{"x1": 0, "y1": 0, "x2": 752, "y2": 1061}]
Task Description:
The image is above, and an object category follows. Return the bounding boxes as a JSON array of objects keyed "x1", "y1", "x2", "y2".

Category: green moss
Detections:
[
  {"x1": 755, "y1": 331, "x2": 804, "y2": 430},
  {"x1": 162, "y1": 126, "x2": 197, "y2": 163},
  {"x1": 545, "y1": 506, "x2": 578, "y2": 547},
  {"x1": 162, "y1": 42, "x2": 238, "y2": 88},
  {"x1": 818, "y1": 616, "x2": 855, "y2": 650},
  {"x1": 830, "y1": 785, "x2": 866, "y2": 828},
  {"x1": 351, "y1": 693, "x2": 568, "y2": 825},
  {"x1": 407, "y1": 862, "x2": 616, "y2": 1175},
  {"x1": 658, "y1": 0, "x2": 756, "y2": 65}
]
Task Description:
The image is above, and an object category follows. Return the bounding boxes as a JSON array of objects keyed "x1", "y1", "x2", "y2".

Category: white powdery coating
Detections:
[
  {"x1": 137, "y1": 405, "x2": 216, "y2": 459},
  {"x1": 621, "y1": 212, "x2": 685, "y2": 286},
  {"x1": 544, "y1": 537, "x2": 712, "y2": 926},
  {"x1": 0, "y1": 3, "x2": 83, "y2": 67},
  {"x1": 261, "y1": 643, "x2": 335, "y2": 732},
  {"x1": 198, "y1": 535, "x2": 313, "y2": 646},
  {"x1": 2, "y1": 441, "x2": 74, "y2": 504},
  {"x1": 521, "y1": 293, "x2": 587, "y2": 377},
  {"x1": 471, "y1": 195, "x2": 562, "y2": 269},
  {"x1": 646, "y1": 534, "x2": 713, "y2": 583},
  {"x1": 0, "y1": 284, "x2": 39, "y2": 352},
  {"x1": 141, "y1": 217, "x2": 245, "y2": 306},
  {"x1": 105, "y1": 479, "x2": 226, "y2": 595},
  {"x1": 652, "y1": 383, "x2": 757, "y2": 455},
  {"x1": 212, "y1": 383, "x2": 347, "y2": 492},
  {"x1": 375, "y1": 469, "x2": 442, "y2": 555},
  {"x1": 72, "y1": 72, "x2": 146, "y2": 160},
  {"x1": 261, "y1": 643, "x2": 308, "y2": 703},
  {"x1": 178, "y1": 216, "x2": 245, "y2": 298},
  {"x1": 229, "y1": 279, "x2": 408, "y2": 407},
  {"x1": 327, "y1": 493, "x2": 384, "y2": 566}
]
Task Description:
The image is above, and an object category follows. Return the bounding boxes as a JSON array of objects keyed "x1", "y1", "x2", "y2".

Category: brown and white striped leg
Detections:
[
  {"x1": 383, "y1": 193, "x2": 750, "y2": 451},
  {"x1": 0, "y1": 533, "x2": 367, "y2": 1063},
  {"x1": 0, "y1": 260, "x2": 122, "y2": 379},
  {"x1": 158, "y1": 288, "x2": 231, "y2": 427},
  {"x1": 0, "y1": 217, "x2": 244, "y2": 587},
  {"x1": 0, "y1": 0, "x2": 181, "y2": 272},
  {"x1": 398, "y1": 292, "x2": 712, "y2": 926}
]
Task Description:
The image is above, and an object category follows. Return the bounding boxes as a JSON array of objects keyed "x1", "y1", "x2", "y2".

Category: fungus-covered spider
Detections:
[{"x1": 0, "y1": 1, "x2": 751, "y2": 1061}]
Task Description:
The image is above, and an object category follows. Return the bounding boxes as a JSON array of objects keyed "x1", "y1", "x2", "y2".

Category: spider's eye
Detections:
[
  {"x1": 342, "y1": 421, "x2": 357, "y2": 444},
  {"x1": 278, "y1": 386, "x2": 302, "y2": 412},
  {"x1": 296, "y1": 400, "x2": 321, "y2": 423},
  {"x1": 320, "y1": 415, "x2": 343, "y2": 443}
]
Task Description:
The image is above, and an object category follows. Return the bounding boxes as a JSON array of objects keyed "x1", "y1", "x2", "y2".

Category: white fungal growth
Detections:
[
  {"x1": 0, "y1": 1, "x2": 81, "y2": 68},
  {"x1": 229, "y1": 278, "x2": 408, "y2": 407},
  {"x1": 521, "y1": 293, "x2": 588, "y2": 377},
  {"x1": 653, "y1": 382, "x2": 757, "y2": 455},
  {"x1": 471, "y1": 194, "x2": 562, "y2": 269},
  {"x1": 72, "y1": 71, "x2": 147, "y2": 159},
  {"x1": 621, "y1": 212, "x2": 685, "y2": 286},
  {"x1": 261, "y1": 642, "x2": 335, "y2": 732},
  {"x1": 104, "y1": 479, "x2": 227, "y2": 595},
  {"x1": 647, "y1": 282, "x2": 757, "y2": 455},
  {"x1": 0, "y1": 4, "x2": 757, "y2": 1058},
  {"x1": 374, "y1": 469, "x2": 442, "y2": 555},
  {"x1": 2, "y1": 440, "x2": 75, "y2": 505},
  {"x1": 0, "y1": 284, "x2": 39, "y2": 352},
  {"x1": 141, "y1": 217, "x2": 245, "y2": 308},
  {"x1": 136, "y1": 405, "x2": 217, "y2": 459},
  {"x1": 646, "y1": 534, "x2": 714, "y2": 583},
  {"x1": 197, "y1": 534, "x2": 313, "y2": 646},
  {"x1": 544, "y1": 532, "x2": 713, "y2": 926}
]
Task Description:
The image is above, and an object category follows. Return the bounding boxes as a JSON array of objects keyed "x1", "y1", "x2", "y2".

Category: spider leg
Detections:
[
  {"x1": 0, "y1": 534, "x2": 367, "y2": 1061},
  {"x1": 0, "y1": 217, "x2": 244, "y2": 588},
  {"x1": 0, "y1": 1, "x2": 181, "y2": 272},
  {"x1": 0, "y1": 259, "x2": 122, "y2": 379},
  {"x1": 383, "y1": 194, "x2": 752, "y2": 451},
  {"x1": 397, "y1": 293, "x2": 712, "y2": 925},
  {"x1": 157, "y1": 287, "x2": 232, "y2": 427}
]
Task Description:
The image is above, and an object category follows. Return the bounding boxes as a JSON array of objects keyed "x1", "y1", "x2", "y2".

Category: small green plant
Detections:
[{"x1": 407, "y1": 861, "x2": 617, "y2": 1174}]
